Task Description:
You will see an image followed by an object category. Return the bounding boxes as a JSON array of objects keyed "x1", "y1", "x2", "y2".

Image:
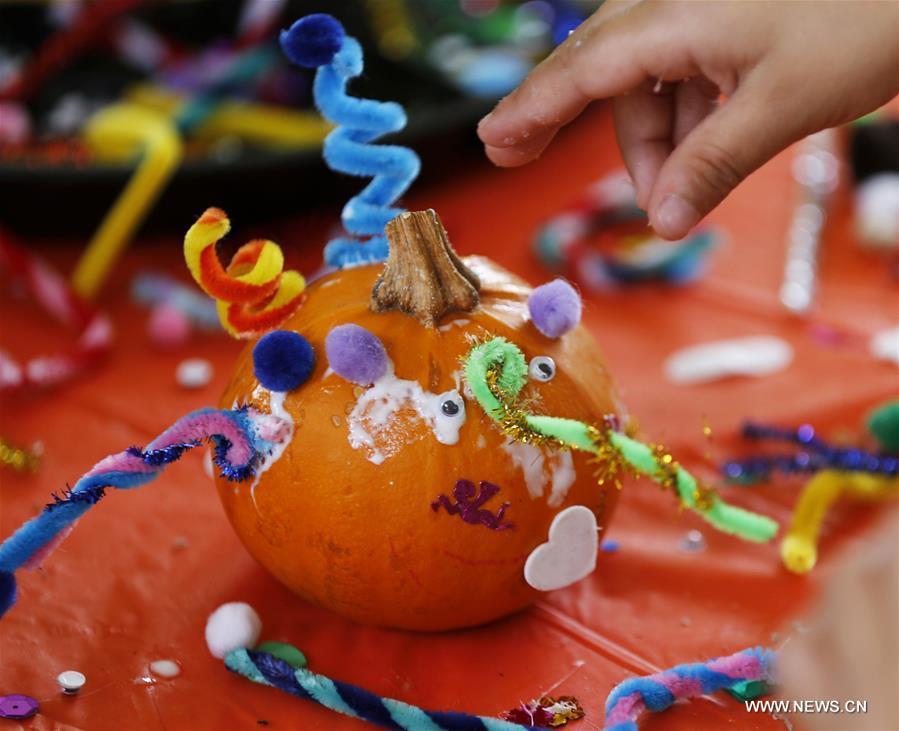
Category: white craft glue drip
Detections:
[
  {"x1": 500, "y1": 439, "x2": 576, "y2": 507},
  {"x1": 249, "y1": 388, "x2": 294, "y2": 508},
  {"x1": 347, "y1": 360, "x2": 465, "y2": 464}
]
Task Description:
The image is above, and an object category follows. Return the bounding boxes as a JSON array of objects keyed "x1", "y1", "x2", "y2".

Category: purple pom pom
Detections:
[
  {"x1": 325, "y1": 324, "x2": 388, "y2": 385},
  {"x1": 0, "y1": 571, "x2": 16, "y2": 618},
  {"x1": 528, "y1": 279, "x2": 582, "y2": 338},
  {"x1": 280, "y1": 14, "x2": 345, "y2": 69}
]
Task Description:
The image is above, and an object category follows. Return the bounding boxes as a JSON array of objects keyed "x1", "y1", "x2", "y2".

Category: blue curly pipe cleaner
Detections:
[{"x1": 280, "y1": 14, "x2": 421, "y2": 269}]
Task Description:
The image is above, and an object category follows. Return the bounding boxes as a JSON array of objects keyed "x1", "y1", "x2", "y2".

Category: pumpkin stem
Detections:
[{"x1": 370, "y1": 209, "x2": 480, "y2": 327}]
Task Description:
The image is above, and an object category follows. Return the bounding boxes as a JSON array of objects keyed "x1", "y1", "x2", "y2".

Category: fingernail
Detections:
[
  {"x1": 655, "y1": 195, "x2": 700, "y2": 237},
  {"x1": 477, "y1": 110, "x2": 495, "y2": 129}
]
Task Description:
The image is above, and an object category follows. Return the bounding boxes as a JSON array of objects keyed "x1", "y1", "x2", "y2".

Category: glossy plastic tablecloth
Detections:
[{"x1": 1, "y1": 106, "x2": 897, "y2": 731}]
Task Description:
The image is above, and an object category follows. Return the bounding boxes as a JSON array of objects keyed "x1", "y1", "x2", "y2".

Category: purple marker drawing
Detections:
[{"x1": 431, "y1": 479, "x2": 514, "y2": 531}]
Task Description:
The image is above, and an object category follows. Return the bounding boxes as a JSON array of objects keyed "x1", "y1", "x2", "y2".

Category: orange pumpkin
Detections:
[{"x1": 217, "y1": 210, "x2": 623, "y2": 631}]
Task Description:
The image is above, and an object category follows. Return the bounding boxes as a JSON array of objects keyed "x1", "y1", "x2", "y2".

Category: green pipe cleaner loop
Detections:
[{"x1": 463, "y1": 337, "x2": 778, "y2": 543}]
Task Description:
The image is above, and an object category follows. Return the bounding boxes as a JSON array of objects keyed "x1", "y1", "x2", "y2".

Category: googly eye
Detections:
[
  {"x1": 437, "y1": 390, "x2": 465, "y2": 420},
  {"x1": 433, "y1": 390, "x2": 466, "y2": 445},
  {"x1": 529, "y1": 356, "x2": 556, "y2": 382}
]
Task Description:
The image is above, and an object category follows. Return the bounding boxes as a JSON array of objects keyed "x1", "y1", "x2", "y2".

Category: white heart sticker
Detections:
[{"x1": 524, "y1": 505, "x2": 598, "y2": 591}]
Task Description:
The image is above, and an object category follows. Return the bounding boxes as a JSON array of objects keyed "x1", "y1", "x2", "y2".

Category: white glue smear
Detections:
[
  {"x1": 347, "y1": 361, "x2": 465, "y2": 464},
  {"x1": 437, "y1": 318, "x2": 471, "y2": 333},
  {"x1": 501, "y1": 440, "x2": 545, "y2": 499},
  {"x1": 450, "y1": 369, "x2": 462, "y2": 390},
  {"x1": 548, "y1": 451, "x2": 576, "y2": 507},
  {"x1": 250, "y1": 389, "x2": 294, "y2": 508},
  {"x1": 501, "y1": 439, "x2": 577, "y2": 506}
]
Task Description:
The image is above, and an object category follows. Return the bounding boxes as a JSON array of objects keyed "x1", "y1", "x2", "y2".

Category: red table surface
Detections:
[{"x1": 1, "y1": 104, "x2": 897, "y2": 731}]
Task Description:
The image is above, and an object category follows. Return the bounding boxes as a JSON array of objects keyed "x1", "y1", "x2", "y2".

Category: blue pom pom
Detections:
[
  {"x1": 0, "y1": 571, "x2": 16, "y2": 617},
  {"x1": 280, "y1": 14, "x2": 345, "y2": 69},
  {"x1": 253, "y1": 331, "x2": 315, "y2": 392}
]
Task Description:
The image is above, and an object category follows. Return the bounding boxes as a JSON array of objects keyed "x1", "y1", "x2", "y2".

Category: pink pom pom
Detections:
[
  {"x1": 0, "y1": 102, "x2": 31, "y2": 145},
  {"x1": 148, "y1": 303, "x2": 191, "y2": 348}
]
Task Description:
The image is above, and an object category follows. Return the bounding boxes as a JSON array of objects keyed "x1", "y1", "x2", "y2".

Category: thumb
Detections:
[{"x1": 647, "y1": 74, "x2": 811, "y2": 240}]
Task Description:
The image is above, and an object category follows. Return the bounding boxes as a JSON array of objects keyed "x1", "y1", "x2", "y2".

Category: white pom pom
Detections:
[
  {"x1": 856, "y1": 173, "x2": 899, "y2": 248},
  {"x1": 205, "y1": 602, "x2": 262, "y2": 659}
]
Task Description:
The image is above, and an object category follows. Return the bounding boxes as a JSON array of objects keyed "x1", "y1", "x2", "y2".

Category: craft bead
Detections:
[
  {"x1": 149, "y1": 659, "x2": 181, "y2": 679},
  {"x1": 57, "y1": 670, "x2": 86, "y2": 693},
  {"x1": 176, "y1": 358, "x2": 213, "y2": 389},
  {"x1": 680, "y1": 529, "x2": 706, "y2": 552}
]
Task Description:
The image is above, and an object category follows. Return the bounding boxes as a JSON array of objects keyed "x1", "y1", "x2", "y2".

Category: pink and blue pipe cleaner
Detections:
[
  {"x1": 603, "y1": 647, "x2": 776, "y2": 731},
  {"x1": 280, "y1": 14, "x2": 421, "y2": 269},
  {"x1": 0, "y1": 407, "x2": 285, "y2": 619}
]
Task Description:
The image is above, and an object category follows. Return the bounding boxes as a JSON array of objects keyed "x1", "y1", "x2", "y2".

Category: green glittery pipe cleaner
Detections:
[{"x1": 463, "y1": 337, "x2": 778, "y2": 543}]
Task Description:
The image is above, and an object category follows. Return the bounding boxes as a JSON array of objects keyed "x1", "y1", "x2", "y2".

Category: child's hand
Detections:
[{"x1": 477, "y1": 0, "x2": 899, "y2": 239}]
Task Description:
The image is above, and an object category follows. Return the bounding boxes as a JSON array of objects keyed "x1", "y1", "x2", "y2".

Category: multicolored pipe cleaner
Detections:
[
  {"x1": 603, "y1": 647, "x2": 776, "y2": 731},
  {"x1": 533, "y1": 174, "x2": 718, "y2": 289},
  {"x1": 226, "y1": 648, "x2": 530, "y2": 730},
  {"x1": 183, "y1": 207, "x2": 306, "y2": 338},
  {"x1": 131, "y1": 271, "x2": 221, "y2": 330},
  {"x1": 463, "y1": 337, "x2": 779, "y2": 543},
  {"x1": 0, "y1": 407, "x2": 287, "y2": 619},
  {"x1": 0, "y1": 227, "x2": 112, "y2": 392},
  {"x1": 280, "y1": 14, "x2": 421, "y2": 269},
  {"x1": 723, "y1": 420, "x2": 899, "y2": 483}
]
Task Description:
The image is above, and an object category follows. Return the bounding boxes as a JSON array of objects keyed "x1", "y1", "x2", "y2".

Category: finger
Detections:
[
  {"x1": 478, "y1": 2, "x2": 690, "y2": 164},
  {"x1": 613, "y1": 82, "x2": 674, "y2": 209},
  {"x1": 484, "y1": 126, "x2": 556, "y2": 167},
  {"x1": 648, "y1": 69, "x2": 810, "y2": 239},
  {"x1": 672, "y1": 76, "x2": 719, "y2": 146}
]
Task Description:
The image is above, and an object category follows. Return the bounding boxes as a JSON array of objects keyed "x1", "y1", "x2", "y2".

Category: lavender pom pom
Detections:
[
  {"x1": 325, "y1": 324, "x2": 388, "y2": 385},
  {"x1": 528, "y1": 279, "x2": 582, "y2": 338}
]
